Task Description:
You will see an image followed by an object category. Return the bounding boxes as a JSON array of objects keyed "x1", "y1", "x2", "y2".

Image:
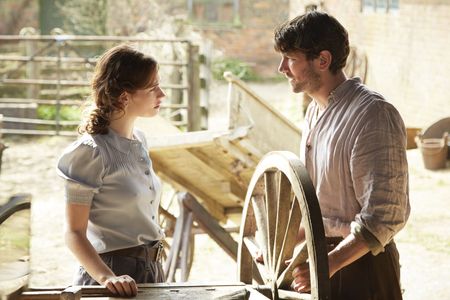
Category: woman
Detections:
[{"x1": 57, "y1": 44, "x2": 166, "y2": 297}]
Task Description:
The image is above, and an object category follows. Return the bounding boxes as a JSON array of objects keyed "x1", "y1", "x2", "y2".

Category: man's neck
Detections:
[{"x1": 310, "y1": 70, "x2": 347, "y2": 110}]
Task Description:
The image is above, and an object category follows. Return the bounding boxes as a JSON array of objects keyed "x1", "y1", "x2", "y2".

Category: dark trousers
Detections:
[
  {"x1": 74, "y1": 246, "x2": 166, "y2": 285},
  {"x1": 330, "y1": 242, "x2": 403, "y2": 300}
]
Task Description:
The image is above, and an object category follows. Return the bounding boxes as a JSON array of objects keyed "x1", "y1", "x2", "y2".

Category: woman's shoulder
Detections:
[
  {"x1": 57, "y1": 134, "x2": 105, "y2": 180},
  {"x1": 59, "y1": 134, "x2": 103, "y2": 165}
]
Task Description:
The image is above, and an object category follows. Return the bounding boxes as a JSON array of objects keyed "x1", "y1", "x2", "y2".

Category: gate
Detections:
[{"x1": 0, "y1": 30, "x2": 209, "y2": 135}]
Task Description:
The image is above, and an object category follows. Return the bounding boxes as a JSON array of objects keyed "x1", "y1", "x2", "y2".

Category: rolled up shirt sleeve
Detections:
[
  {"x1": 56, "y1": 137, "x2": 105, "y2": 205},
  {"x1": 350, "y1": 101, "x2": 410, "y2": 255}
]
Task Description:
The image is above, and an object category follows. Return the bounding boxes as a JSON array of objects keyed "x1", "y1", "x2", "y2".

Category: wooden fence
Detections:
[{"x1": 0, "y1": 32, "x2": 209, "y2": 135}]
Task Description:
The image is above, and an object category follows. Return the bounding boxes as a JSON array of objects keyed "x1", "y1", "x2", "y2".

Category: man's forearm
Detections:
[{"x1": 327, "y1": 233, "x2": 370, "y2": 277}]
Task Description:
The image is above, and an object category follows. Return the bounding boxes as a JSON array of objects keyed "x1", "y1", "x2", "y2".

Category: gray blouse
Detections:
[
  {"x1": 301, "y1": 77, "x2": 410, "y2": 254},
  {"x1": 57, "y1": 128, "x2": 164, "y2": 253}
]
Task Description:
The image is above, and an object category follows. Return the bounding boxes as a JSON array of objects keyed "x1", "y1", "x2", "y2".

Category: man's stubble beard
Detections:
[{"x1": 291, "y1": 66, "x2": 322, "y2": 94}]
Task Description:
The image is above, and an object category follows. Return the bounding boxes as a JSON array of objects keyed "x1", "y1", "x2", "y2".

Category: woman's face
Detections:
[{"x1": 126, "y1": 72, "x2": 166, "y2": 118}]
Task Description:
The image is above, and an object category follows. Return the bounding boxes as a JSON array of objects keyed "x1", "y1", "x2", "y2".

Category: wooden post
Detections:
[
  {"x1": 19, "y1": 27, "x2": 40, "y2": 100},
  {"x1": 164, "y1": 198, "x2": 185, "y2": 281},
  {"x1": 180, "y1": 211, "x2": 193, "y2": 281},
  {"x1": 55, "y1": 39, "x2": 63, "y2": 135},
  {"x1": 200, "y1": 40, "x2": 212, "y2": 130},
  {"x1": 187, "y1": 43, "x2": 201, "y2": 131}
]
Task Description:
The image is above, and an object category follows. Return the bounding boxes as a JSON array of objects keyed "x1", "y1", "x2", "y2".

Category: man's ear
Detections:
[{"x1": 317, "y1": 50, "x2": 332, "y2": 71}]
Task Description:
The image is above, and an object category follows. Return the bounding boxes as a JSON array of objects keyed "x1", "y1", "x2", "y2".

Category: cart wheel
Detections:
[{"x1": 237, "y1": 151, "x2": 330, "y2": 300}]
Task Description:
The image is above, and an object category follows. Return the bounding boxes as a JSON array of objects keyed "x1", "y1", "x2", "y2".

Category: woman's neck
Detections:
[{"x1": 109, "y1": 112, "x2": 136, "y2": 139}]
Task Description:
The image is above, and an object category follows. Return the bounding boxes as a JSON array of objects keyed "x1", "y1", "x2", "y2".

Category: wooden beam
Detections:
[
  {"x1": 153, "y1": 160, "x2": 226, "y2": 222},
  {"x1": 181, "y1": 193, "x2": 238, "y2": 261}
]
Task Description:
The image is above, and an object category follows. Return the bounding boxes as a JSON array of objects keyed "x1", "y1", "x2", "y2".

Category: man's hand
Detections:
[
  {"x1": 255, "y1": 249, "x2": 264, "y2": 264},
  {"x1": 102, "y1": 275, "x2": 138, "y2": 298},
  {"x1": 291, "y1": 262, "x2": 311, "y2": 292}
]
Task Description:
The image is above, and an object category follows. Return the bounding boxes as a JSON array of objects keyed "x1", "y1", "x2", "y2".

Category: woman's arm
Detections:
[{"x1": 65, "y1": 203, "x2": 138, "y2": 297}]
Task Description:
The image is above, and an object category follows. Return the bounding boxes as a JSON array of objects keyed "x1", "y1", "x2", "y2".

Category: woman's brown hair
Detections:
[{"x1": 79, "y1": 44, "x2": 158, "y2": 134}]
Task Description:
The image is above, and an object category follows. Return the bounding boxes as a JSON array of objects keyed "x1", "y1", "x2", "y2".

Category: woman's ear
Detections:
[
  {"x1": 119, "y1": 92, "x2": 129, "y2": 106},
  {"x1": 318, "y1": 50, "x2": 332, "y2": 71}
]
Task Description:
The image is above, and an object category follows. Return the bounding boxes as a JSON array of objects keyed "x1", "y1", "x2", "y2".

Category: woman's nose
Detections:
[{"x1": 158, "y1": 87, "x2": 166, "y2": 98}]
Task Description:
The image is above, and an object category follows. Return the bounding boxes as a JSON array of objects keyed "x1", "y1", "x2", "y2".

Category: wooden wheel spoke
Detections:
[
  {"x1": 264, "y1": 171, "x2": 278, "y2": 273},
  {"x1": 272, "y1": 173, "x2": 293, "y2": 276},
  {"x1": 243, "y1": 236, "x2": 271, "y2": 283},
  {"x1": 251, "y1": 193, "x2": 269, "y2": 270},
  {"x1": 276, "y1": 241, "x2": 308, "y2": 289},
  {"x1": 274, "y1": 195, "x2": 302, "y2": 279}
]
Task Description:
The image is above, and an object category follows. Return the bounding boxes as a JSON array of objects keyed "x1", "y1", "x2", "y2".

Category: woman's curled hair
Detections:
[{"x1": 79, "y1": 44, "x2": 158, "y2": 134}]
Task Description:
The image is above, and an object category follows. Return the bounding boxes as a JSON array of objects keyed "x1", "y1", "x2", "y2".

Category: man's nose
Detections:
[{"x1": 278, "y1": 57, "x2": 287, "y2": 74}]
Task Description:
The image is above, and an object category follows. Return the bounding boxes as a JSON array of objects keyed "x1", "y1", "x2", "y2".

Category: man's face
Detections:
[{"x1": 278, "y1": 51, "x2": 321, "y2": 95}]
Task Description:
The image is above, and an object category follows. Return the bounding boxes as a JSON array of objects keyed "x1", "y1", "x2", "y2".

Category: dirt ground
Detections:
[{"x1": 1, "y1": 82, "x2": 449, "y2": 299}]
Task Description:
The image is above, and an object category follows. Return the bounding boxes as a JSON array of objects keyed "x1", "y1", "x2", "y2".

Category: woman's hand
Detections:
[{"x1": 102, "y1": 275, "x2": 138, "y2": 297}]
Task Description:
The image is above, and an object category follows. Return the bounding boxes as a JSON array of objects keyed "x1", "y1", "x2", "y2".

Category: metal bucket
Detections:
[{"x1": 415, "y1": 133, "x2": 448, "y2": 170}]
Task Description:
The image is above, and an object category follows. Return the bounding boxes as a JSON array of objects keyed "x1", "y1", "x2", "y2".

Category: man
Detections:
[{"x1": 275, "y1": 11, "x2": 410, "y2": 300}]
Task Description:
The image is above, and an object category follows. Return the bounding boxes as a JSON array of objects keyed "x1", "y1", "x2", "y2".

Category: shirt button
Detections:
[
  {"x1": 139, "y1": 157, "x2": 145, "y2": 162},
  {"x1": 151, "y1": 200, "x2": 154, "y2": 204},
  {"x1": 152, "y1": 216, "x2": 155, "y2": 220},
  {"x1": 145, "y1": 170, "x2": 150, "y2": 175}
]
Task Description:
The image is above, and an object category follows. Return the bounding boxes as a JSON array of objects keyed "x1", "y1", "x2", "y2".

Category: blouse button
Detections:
[
  {"x1": 139, "y1": 157, "x2": 145, "y2": 162},
  {"x1": 145, "y1": 170, "x2": 150, "y2": 175}
]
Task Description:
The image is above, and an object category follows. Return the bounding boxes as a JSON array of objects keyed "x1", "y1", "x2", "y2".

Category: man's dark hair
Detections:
[{"x1": 274, "y1": 11, "x2": 350, "y2": 74}]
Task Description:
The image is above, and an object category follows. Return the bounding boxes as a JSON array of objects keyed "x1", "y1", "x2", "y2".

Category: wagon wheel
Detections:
[{"x1": 238, "y1": 151, "x2": 330, "y2": 300}]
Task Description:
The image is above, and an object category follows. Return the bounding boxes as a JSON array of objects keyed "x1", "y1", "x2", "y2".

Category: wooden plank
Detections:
[
  {"x1": 180, "y1": 212, "x2": 193, "y2": 282},
  {"x1": 153, "y1": 160, "x2": 226, "y2": 221},
  {"x1": 60, "y1": 286, "x2": 82, "y2": 300},
  {"x1": 187, "y1": 147, "x2": 247, "y2": 197},
  {"x1": 181, "y1": 193, "x2": 238, "y2": 261},
  {"x1": 224, "y1": 76, "x2": 301, "y2": 157},
  {"x1": 20, "y1": 284, "x2": 250, "y2": 299}
]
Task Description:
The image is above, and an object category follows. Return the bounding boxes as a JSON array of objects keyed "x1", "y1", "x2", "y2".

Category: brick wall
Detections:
[
  {"x1": 191, "y1": 0, "x2": 290, "y2": 77},
  {"x1": 0, "y1": 0, "x2": 38, "y2": 34},
  {"x1": 289, "y1": 0, "x2": 450, "y2": 128}
]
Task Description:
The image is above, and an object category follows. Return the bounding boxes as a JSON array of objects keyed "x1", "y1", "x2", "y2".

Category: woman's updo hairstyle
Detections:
[{"x1": 79, "y1": 44, "x2": 158, "y2": 134}]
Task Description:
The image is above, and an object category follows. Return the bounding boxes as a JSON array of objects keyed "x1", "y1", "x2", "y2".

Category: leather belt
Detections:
[{"x1": 100, "y1": 242, "x2": 164, "y2": 261}]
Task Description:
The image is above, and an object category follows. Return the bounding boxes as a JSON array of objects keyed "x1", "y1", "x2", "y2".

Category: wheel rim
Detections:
[{"x1": 237, "y1": 151, "x2": 330, "y2": 300}]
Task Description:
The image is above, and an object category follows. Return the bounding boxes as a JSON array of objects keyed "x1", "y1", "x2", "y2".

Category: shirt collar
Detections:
[
  {"x1": 328, "y1": 77, "x2": 362, "y2": 104},
  {"x1": 102, "y1": 127, "x2": 141, "y2": 154}
]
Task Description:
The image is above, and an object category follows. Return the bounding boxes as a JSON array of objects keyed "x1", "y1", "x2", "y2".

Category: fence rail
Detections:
[{"x1": 0, "y1": 33, "x2": 208, "y2": 135}]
